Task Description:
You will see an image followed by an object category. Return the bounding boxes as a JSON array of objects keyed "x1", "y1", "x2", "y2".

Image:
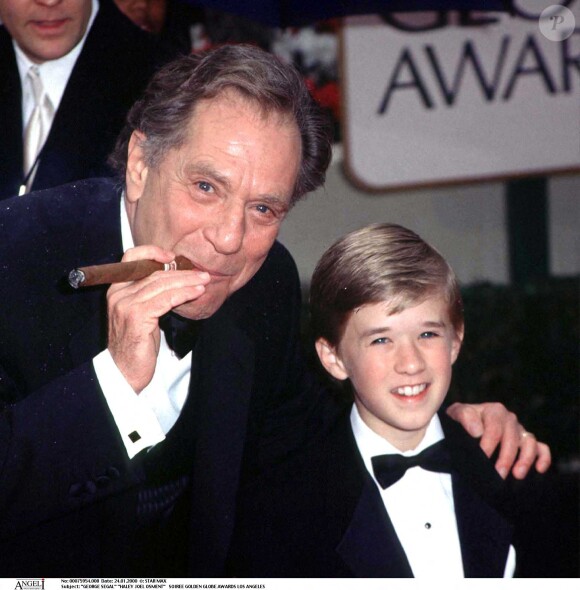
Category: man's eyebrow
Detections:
[
  {"x1": 259, "y1": 194, "x2": 291, "y2": 212},
  {"x1": 186, "y1": 161, "x2": 232, "y2": 189},
  {"x1": 186, "y1": 161, "x2": 292, "y2": 208}
]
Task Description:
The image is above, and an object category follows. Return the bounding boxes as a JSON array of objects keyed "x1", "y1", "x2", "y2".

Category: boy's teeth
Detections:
[{"x1": 395, "y1": 384, "x2": 427, "y2": 396}]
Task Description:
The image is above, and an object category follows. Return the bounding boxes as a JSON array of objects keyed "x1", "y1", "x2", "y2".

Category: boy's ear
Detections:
[
  {"x1": 451, "y1": 324, "x2": 465, "y2": 365},
  {"x1": 315, "y1": 338, "x2": 349, "y2": 381},
  {"x1": 125, "y1": 131, "x2": 148, "y2": 203}
]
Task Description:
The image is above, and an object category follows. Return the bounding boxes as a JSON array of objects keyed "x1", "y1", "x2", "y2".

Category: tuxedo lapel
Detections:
[
  {"x1": 0, "y1": 29, "x2": 24, "y2": 197},
  {"x1": 187, "y1": 305, "x2": 255, "y2": 575},
  {"x1": 451, "y1": 474, "x2": 513, "y2": 577},
  {"x1": 331, "y1": 418, "x2": 413, "y2": 577},
  {"x1": 442, "y1": 414, "x2": 514, "y2": 577},
  {"x1": 337, "y1": 479, "x2": 414, "y2": 577}
]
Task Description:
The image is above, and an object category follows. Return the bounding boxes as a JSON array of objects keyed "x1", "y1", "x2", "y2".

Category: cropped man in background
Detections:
[{"x1": 0, "y1": 0, "x2": 176, "y2": 199}]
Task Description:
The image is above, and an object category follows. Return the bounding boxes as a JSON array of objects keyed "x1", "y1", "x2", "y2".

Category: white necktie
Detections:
[{"x1": 23, "y1": 66, "x2": 54, "y2": 192}]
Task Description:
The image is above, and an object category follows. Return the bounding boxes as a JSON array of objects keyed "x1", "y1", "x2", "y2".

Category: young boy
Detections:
[{"x1": 228, "y1": 223, "x2": 553, "y2": 578}]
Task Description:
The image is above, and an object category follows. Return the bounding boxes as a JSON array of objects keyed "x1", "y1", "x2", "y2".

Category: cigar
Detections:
[{"x1": 68, "y1": 255, "x2": 195, "y2": 289}]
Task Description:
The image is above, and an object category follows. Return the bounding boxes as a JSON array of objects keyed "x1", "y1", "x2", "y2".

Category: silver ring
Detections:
[{"x1": 521, "y1": 431, "x2": 532, "y2": 438}]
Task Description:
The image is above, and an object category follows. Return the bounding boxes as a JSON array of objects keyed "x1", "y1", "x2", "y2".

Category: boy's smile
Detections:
[{"x1": 317, "y1": 296, "x2": 463, "y2": 451}]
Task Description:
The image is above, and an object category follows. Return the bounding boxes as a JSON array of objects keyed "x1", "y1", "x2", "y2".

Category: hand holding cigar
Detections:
[{"x1": 68, "y1": 255, "x2": 195, "y2": 288}]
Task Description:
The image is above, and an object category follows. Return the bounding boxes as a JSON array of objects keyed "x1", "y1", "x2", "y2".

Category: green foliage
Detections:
[{"x1": 449, "y1": 278, "x2": 579, "y2": 462}]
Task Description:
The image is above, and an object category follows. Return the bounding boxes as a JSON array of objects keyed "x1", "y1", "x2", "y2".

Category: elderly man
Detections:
[
  {"x1": 0, "y1": 45, "x2": 549, "y2": 577},
  {"x1": 0, "y1": 0, "x2": 173, "y2": 199}
]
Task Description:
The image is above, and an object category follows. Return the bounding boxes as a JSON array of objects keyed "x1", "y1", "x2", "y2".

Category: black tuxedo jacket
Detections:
[
  {"x1": 228, "y1": 409, "x2": 557, "y2": 577},
  {"x1": 0, "y1": 178, "x2": 331, "y2": 576},
  {"x1": 0, "y1": 0, "x2": 174, "y2": 200}
]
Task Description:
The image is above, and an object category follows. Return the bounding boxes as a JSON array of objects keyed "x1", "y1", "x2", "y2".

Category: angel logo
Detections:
[{"x1": 14, "y1": 580, "x2": 44, "y2": 590}]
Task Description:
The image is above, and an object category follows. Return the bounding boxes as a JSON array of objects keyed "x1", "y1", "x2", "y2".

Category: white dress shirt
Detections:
[
  {"x1": 351, "y1": 405, "x2": 516, "y2": 577},
  {"x1": 93, "y1": 198, "x2": 191, "y2": 458},
  {"x1": 14, "y1": 0, "x2": 100, "y2": 130}
]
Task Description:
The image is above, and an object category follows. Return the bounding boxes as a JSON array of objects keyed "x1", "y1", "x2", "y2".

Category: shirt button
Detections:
[{"x1": 425, "y1": 522, "x2": 432, "y2": 529}]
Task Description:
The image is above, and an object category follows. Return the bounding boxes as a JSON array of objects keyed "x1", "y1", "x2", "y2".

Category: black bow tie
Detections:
[
  {"x1": 159, "y1": 312, "x2": 200, "y2": 359},
  {"x1": 371, "y1": 440, "x2": 452, "y2": 489}
]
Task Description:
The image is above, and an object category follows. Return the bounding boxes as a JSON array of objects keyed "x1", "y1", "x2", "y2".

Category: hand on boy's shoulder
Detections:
[
  {"x1": 440, "y1": 410, "x2": 551, "y2": 513},
  {"x1": 445, "y1": 402, "x2": 551, "y2": 479}
]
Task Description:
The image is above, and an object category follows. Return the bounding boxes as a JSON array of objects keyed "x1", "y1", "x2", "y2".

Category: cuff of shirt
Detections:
[
  {"x1": 93, "y1": 349, "x2": 166, "y2": 459},
  {"x1": 504, "y1": 544, "x2": 516, "y2": 578}
]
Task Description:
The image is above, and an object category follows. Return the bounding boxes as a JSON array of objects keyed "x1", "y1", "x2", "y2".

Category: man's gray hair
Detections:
[{"x1": 109, "y1": 44, "x2": 332, "y2": 204}]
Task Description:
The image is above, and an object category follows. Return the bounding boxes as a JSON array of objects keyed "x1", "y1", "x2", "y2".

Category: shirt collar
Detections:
[{"x1": 120, "y1": 193, "x2": 134, "y2": 252}]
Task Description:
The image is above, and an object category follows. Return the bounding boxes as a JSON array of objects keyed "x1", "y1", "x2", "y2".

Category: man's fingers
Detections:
[
  {"x1": 106, "y1": 268, "x2": 209, "y2": 392},
  {"x1": 120, "y1": 244, "x2": 176, "y2": 263},
  {"x1": 532, "y1": 442, "x2": 552, "y2": 473},
  {"x1": 445, "y1": 402, "x2": 484, "y2": 438},
  {"x1": 446, "y1": 401, "x2": 519, "y2": 459},
  {"x1": 511, "y1": 436, "x2": 552, "y2": 479},
  {"x1": 447, "y1": 402, "x2": 553, "y2": 480},
  {"x1": 475, "y1": 406, "x2": 518, "y2": 479},
  {"x1": 108, "y1": 266, "x2": 210, "y2": 309},
  {"x1": 508, "y1": 431, "x2": 537, "y2": 479}
]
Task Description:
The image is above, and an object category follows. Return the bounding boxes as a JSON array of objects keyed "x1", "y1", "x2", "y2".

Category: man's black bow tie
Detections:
[
  {"x1": 159, "y1": 311, "x2": 200, "y2": 358},
  {"x1": 371, "y1": 440, "x2": 452, "y2": 489}
]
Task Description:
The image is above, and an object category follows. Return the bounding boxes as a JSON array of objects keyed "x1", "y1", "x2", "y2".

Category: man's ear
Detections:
[
  {"x1": 315, "y1": 338, "x2": 349, "y2": 381},
  {"x1": 125, "y1": 131, "x2": 148, "y2": 203},
  {"x1": 451, "y1": 324, "x2": 465, "y2": 365}
]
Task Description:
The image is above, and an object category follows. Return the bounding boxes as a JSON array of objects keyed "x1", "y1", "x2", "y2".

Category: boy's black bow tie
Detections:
[
  {"x1": 159, "y1": 311, "x2": 200, "y2": 358},
  {"x1": 371, "y1": 440, "x2": 452, "y2": 489}
]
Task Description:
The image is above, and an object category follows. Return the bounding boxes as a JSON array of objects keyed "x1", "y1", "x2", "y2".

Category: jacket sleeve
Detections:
[{"x1": 0, "y1": 361, "x2": 142, "y2": 540}]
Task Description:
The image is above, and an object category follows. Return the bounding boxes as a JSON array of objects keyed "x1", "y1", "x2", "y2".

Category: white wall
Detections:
[{"x1": 279, "y1": 148, "x2": 579, "y2": 288}]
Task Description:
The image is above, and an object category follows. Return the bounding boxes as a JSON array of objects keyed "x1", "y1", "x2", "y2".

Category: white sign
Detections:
[{"x1": 341, "y1": 4, "x2": 580, "y2": 190}]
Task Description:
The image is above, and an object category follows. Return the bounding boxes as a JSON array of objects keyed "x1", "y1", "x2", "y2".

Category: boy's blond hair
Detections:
[{"x1": 310, "y1": 223, "x2": 464, "y2": 346}]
